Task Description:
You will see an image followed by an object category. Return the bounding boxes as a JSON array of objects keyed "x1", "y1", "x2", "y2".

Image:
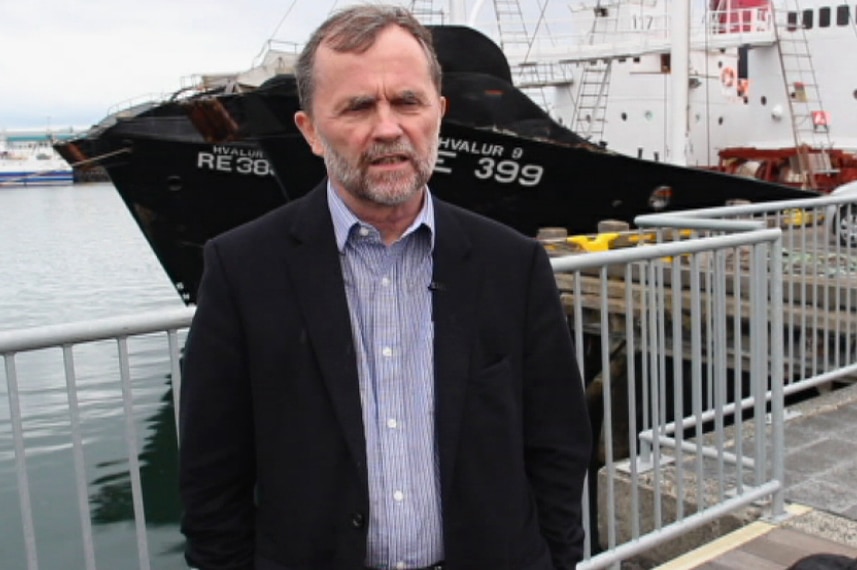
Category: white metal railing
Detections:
[
  {"x1": 473, "y1": 6, "x2": 776, "y2": 68},
  {"x1": 5, "y1": 192, "x2": 857, "y2": 568},
  {"x1": 545, "y1": 191, "x2": 857, "y2": 568},
  {"x1": 0, "y1": 307, "x2": 194, "y2": 570},
  {"x1": 640, "y1": 192, "x2": 857, "y2": 395},
  {"x1": 550, "y1": 223, "x2": 786, "y2": 568}
]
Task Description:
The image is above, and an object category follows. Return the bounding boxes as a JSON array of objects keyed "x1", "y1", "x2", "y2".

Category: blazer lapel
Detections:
[
  {"x1": 285, "y1": 185, "x2": 368, "y2": 485},
  {"x1": 431, "y1": 199, "x2": 478, "y2": 498}
]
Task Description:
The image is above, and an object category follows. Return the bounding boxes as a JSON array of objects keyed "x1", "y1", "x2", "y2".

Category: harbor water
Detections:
[{"x1": 0, "y1": 183, "x2": 188, "y2": 569}]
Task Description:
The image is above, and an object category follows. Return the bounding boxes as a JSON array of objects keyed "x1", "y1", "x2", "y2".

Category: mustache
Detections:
[{"x1": 361, "y1": 141, "x2": 416, "y2": 165}]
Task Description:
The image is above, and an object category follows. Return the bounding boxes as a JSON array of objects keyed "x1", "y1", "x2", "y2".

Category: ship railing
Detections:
[
  {"x1": 250, "y1": 38, "x2": 302, "y2": 68},
  {"x1": 490, "y1": 6, "x2": 774, "y2": 69},
  {"x1": 103, "y1": 95, "x2": 169, "y2": 122},
  {"x1": 706, "y1": 6, "x2": 775, "y2": 35}
]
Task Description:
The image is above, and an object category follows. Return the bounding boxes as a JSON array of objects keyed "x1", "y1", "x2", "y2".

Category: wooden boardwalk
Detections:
[{"x1": 656, "y1": 517, "x2": 857, "y2": 569}]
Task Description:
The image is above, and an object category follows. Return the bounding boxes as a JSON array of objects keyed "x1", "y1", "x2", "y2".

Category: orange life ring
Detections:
[{"x1": 720, "y1": 66, "x2": 736, "y2": 88}]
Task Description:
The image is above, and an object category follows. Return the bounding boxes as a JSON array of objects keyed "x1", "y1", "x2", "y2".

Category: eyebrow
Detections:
[
  {"x1": 394, "y1": 90, "x2": 423, "y2": 103},
  {"x1": 339, "y1": 89, "x2": 427, "y2": 112},
  {"x1": 342, "y1": 95, "x2": 377, "y2": 112}
]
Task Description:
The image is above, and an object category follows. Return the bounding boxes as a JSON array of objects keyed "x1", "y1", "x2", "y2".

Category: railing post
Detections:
[
  {"x1": 116, "y1": 337, "x2": 151, "y2": 570},
  {"x1": 4, "y1": 354, "x2": 39, "y2": 570},
  {"x1": 769, "y1": 238, "x2": 787, "y2": 518},
  {"x1": 62, "y1": 345, "x2": 97, "y2": 570}
]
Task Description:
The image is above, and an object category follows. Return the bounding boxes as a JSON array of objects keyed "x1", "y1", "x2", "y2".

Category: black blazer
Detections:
[{"x1": 179, "y1": 184, "x2": 592, "y2": 570}]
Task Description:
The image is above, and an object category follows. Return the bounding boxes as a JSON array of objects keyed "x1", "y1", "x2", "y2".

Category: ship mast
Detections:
[
  {"x1": 448, "y1": 0, "x2": 468, "y2": 23},
  {"x1": 669, "y1": 0, "x2": 690, "y2": 166}
]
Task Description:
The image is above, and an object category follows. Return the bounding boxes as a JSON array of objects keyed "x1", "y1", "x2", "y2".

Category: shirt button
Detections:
[
  {"x1": 381, "y1": 277, "x2": 390, "y2": 287},
  {"x1": 382, "y1": 347, "x2": 393, "y2": 357},
  {"x1": 358, "y1": 227, "x2": 370, "y2": 236},
  {"x1": 395, "y1": 562, "x2": 406, "y2": 570},
  {"x1": 387, "y1": 418, "x2": 398, "y2": 429},
  {"x1": 393, "y1": 490, "x2": 404, "y2": 502}
]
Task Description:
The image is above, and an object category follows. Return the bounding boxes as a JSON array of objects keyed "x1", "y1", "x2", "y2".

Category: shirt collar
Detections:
[{"x1": 327, "y1": 181, "x2": 435, "y2": 252}]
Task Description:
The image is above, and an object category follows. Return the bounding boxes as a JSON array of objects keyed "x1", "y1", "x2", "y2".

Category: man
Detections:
[{"x1": 179, "y1": 5, "x2": 591, "y2": 570}]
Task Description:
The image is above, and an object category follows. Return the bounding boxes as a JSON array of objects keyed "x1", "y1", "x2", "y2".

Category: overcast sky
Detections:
[
  {"x1": 0, "y1": 0, "x2": 357, "y2": 130},
  {"x1": 0, "y1": 0, "x2": 585, "y2": 132}
]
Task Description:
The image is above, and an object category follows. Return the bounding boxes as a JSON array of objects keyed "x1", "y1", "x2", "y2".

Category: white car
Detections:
[{"x1": 825, "y1": 181, "x2": 857, "y2": 246}]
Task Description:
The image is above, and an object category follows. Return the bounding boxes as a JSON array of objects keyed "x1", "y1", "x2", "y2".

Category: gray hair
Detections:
[{"x1": 295, "y1": 4, "x2": 442, "y2": 114}]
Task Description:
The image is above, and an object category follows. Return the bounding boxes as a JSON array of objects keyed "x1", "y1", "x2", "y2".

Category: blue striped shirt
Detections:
[{"x1": 327, "y1": 184, "x2": 444, "y2": 569}]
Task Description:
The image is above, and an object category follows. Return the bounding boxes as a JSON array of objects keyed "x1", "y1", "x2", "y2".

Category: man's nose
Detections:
[{"x1": 372, "y1": 105, "x2": 404, "y2": 140}]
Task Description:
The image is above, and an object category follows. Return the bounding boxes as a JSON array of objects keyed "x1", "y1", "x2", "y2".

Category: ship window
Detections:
[
  {"x1": 819, "y1": 7, "x2": 831, "y2": 26},
  {"x1": 803, "y1": 9, "x2": 814, "y2": 28},
  {"x1": 853, "y1": 89, "x2": 857, "y2": 99},
  {"x1": 761, "y1": 96, "x2": 768, "y2": 105},
  {"x1": 787, "y1": 11, "x2": 798, "y2": 30},
  {"x1": 621, "y1": 112, "x2": 628, "y2": 121},
  {"x1": 837, "y1": 4, "x2": 850, "y2": 24}
]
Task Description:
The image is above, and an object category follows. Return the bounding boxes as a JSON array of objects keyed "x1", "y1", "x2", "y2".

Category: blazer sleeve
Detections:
[
  {"x1": 522, "y1": 244, "x2": 593, "y2": 569},
  {"x1": 179, "y1": 240, "x2": 256, "y2": 570}
]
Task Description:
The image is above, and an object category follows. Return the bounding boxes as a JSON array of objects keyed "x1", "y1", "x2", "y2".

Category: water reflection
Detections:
[
  {"x1": 89, "y1": 381, "x2": 180, "y2": 527},
  {"x1": 0, "y1": 343, "x2": 187, "y2": 569}
]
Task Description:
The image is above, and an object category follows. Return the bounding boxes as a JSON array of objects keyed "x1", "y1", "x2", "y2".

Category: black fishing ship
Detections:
[
  {"x1": 53, "y1": 62, "x2": 299, "y2": 303},
  {"x1": 56, "y1": 25, "x2": 816, "y2": 305}
]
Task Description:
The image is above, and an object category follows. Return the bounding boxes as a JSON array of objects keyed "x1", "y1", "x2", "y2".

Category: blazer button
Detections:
[{"x1": 351, "y1": 512, "x2": 365, "y2": 529}]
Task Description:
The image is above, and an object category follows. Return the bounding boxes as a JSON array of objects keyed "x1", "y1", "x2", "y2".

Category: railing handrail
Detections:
[
  {"x1": 550, "y1": 227, "x2": 782, "y2": 273},
  {"x1": 0, "y1": 306, "x2": 196, "y2": 354},
  {"x1": 637, "y1": 191, "x2": 857, "y2": 223}
]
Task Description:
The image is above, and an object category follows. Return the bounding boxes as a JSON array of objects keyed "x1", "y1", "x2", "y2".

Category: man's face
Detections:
[{"x1": 295, "y1": 25, "x2": 446, "y2": 207}]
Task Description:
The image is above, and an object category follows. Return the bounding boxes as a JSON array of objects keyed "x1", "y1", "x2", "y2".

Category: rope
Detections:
[{"x1": 63, "y1": 146, "x2": 132, "y2": 169}]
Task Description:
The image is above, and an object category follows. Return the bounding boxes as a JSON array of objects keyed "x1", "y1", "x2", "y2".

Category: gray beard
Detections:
[{"x1": 320, "y1": 137, "x2": 437, "y2": 206}]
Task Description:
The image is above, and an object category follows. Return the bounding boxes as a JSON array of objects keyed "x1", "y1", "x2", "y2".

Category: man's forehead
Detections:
[
  {"x1": 314, "y1": 47, "x2": 433, "y2": 89},
  {"x1": 317, "y1": 25, "x2": 427, "y2": 63}
]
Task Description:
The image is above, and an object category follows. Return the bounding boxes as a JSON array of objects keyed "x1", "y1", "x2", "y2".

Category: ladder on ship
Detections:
[
  {"x1": 571, "y1": 59, "x2": 612, "y2": 142},
  {"x1": 569, "y1": 2, "x2": 618, "y2": 143},
  {"x1": 771, "y1": 0, "x2": 833, "y2": 190}
]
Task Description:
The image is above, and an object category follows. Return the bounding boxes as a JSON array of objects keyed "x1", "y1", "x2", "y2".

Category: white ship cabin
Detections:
[{"x1": 462, "y1": 0, "x2": 857, "y2": 167}]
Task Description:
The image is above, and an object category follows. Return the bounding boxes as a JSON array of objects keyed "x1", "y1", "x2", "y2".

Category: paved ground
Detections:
[
  {"x1": 651, "y1": 381, "x2": 857, "y2": 569},
  {"x1": 782, "y1": 383, "x2": 857, "y2": 523}
]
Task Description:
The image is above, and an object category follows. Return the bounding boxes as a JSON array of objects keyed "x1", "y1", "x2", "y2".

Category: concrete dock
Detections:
[{"x1": 653, "y1": 381, "x2": 857, "y2": 569}]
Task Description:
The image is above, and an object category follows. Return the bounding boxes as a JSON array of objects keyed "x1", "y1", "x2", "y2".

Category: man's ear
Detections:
[
  {"x1": 439, "y1": 96, "x2": 447, "y2": 117},
  {"x1": 294, "y1": 111, "x2": 324, "y2": 157}
]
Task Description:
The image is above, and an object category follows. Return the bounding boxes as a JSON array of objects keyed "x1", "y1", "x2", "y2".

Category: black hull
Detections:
[{"x1": 58, "y1": 132, "x2": 285, "y2": 303}]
